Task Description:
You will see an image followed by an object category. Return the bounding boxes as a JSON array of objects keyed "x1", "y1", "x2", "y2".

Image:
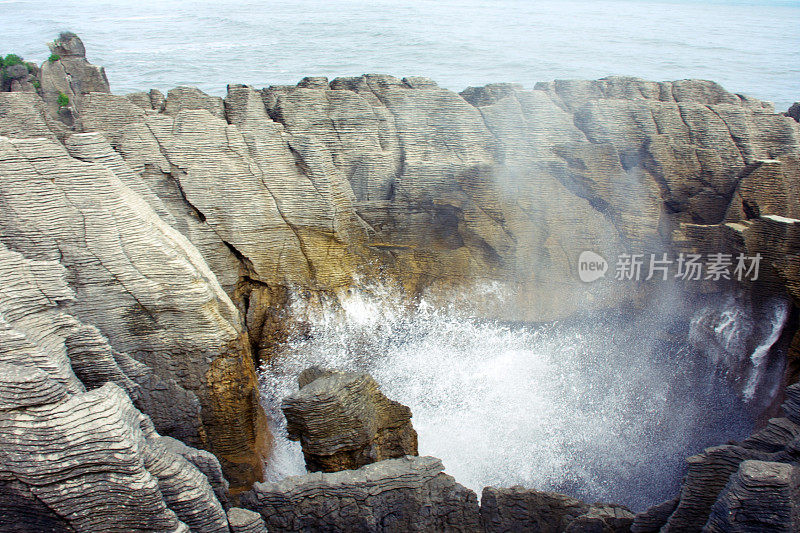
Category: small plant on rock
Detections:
[
  {"x1": 48, "y1": 53, "x2": 60, "y2": 63},
  {"x1": 57, "y1": 91, "x2": 69, "y2": 108},
  {"x1": 3, "y1": 54, "x2": 23, "y2": 67}
]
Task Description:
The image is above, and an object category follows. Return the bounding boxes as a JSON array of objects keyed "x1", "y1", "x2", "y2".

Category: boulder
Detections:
[
  {"x1": 785, "y1": 102, "x2": 800, "y2": 122},
  {"x1": 282, "y1": 369, "x2": 418, "y2": 472},
  {"x1": 240, "y1": 455, "x2": 481, "y2": 532}
]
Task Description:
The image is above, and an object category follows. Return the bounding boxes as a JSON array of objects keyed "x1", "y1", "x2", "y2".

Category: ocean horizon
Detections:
[{"x1": 2, "y1": 0, "x2": 798, "y2": 110}]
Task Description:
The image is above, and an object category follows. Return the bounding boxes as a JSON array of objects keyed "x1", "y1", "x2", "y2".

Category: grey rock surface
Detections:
[
  {"x1": 227, "y1": 507, "x2": 268, "y2": 533},
  {"x1": 480, "y1": 486, "x2": 591, "y2": 532},
  {"x1": 40, "y1": 32, "x2": 110, "y2": 125},
  {"x1": 705, "y1": 460, "x2": 800, "y2": 532},
  {"x1": 1, "y1": 33, "x2": 800, "y2": 531},
  {"x1": 480, "y1": 486, "x2": 634, "y2": 533},
  {"x1": 240, "y1": 455, "x2": 481, "y2": 532},
  {"x1": 0, "y1": 132, "x2": 268, "y2": 489}
]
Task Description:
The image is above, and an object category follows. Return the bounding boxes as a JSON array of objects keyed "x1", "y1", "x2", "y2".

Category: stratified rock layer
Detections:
[
  {"x1": 240, "y1": 455, "x2": 481, "y2": 532},
  {"x1": 480, "y1": 486, "x2": 634, "y2": 533},
  {"x1": 2, "y1": 34, "x2": 800, "y2": 524},
  {"x1": 705, "y1": 460, "x2": 800, "y2": 532},
  {"x1": 282, "y1": 368, "x2": 418, "y2": 472},
  {"x1": 633, "y1": 382, "x2": 800, "y2": 532},
  {"x1": 0, "y1": 131, "x2": 268, "y2": 490}
]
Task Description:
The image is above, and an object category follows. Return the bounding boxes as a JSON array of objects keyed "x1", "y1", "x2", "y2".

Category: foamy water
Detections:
[
  {"x1": 257, "y1": 286, "x2": 784, "y2": 511},
  {"x1": 1, "y1": 0, "x2": 798, "y2": 110}
]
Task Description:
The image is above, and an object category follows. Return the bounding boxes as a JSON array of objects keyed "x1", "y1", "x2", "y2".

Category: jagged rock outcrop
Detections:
[
  {"x1": 39, "y1": 32, "x2": 110, "y2": 126},
  {"x1": 786, "y1": 102, "x2": 800, "y2": 122},
  {"x1": 0, "y1": 132, "x2": 268, "y2": 490},
  {"x1": 0, "y1": 243, "x2": 262, "y2": 532},
  {"x1": 1, "y1": 33, "x2": 800, "y2": 517},
  {"x1": 632, "y1": 382, "x2": 800, "y2": 532},
  {"x1": 0, "y1": 378, "x2": 226, "y2": 532},
  {"x1": 282, "y1": 368, "x2": 418, "y2": 472},
  {"x1": 240, "y1": 455, "x2": 481, "y2": 532},
  {"x1": 704, "y1": 460, "x2": 800, "y2": 532},
  {"x1": 480, "y1": 486, "x2": 634, "y2": 533}
]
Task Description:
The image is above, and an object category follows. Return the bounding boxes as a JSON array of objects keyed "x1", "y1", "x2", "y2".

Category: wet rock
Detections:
[
  {"x1": 282, "y1": 369, "x2": 418, "y2": 472},
  {"x1": 646, "y1": 384, "x2": 800, "y2": 531},
  {"x1": 240, "y1": 455, "x2": 481, "y2": 532},
  {"x1": 480, "y1": 486, "x2": 634, "y2": 533},
  {"x1": 630, "y1": 497, "x2": 679, "y2": 532},
  {"x1": 705, "y1": 460, "x2": 800, "y2": 532},
  {"x1": 480, "y1": 486, "x2": 591, "y2": 532},
  {"x1": 565, "y1": 504, "x2": 635, "y2": 532}
]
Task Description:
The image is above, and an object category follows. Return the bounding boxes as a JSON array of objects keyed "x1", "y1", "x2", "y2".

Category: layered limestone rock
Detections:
[
  {"x1": 705, "y1": 460, "x2": 800, "y2": 532},
  {"x1": 226, "y1": 508, "x2": 268, "y2": 533},
  {"x1": 240, "y1": 455, "x2": 481, "y2": 532},
  {"x1": 0, "y1": 241, "x2": 260, "y2": 532},
  {"x1": 0, "y1": 373, "x2": 230, "y2": 532},
  {"x1": 39, "y1": 32, "x2": 110, "y2": 127},
  {"x1": 48, "y1": 61, "x2": 797, "y2": 324},
  {"x1": 282, "y1": 368, "x2": 418, "y2": 472},
  {"x1": 2, "y1": 33, "x2": 800, "y2": 510},
  {"x1": 632, "y1": 382, "x2": 800, "y2": 532},
  {"x1": 0, "y1": 133, "x2": 268, "y2": 491},
  {"x1": 480, "y1": 486, "x2": 634, "y2": 533}
]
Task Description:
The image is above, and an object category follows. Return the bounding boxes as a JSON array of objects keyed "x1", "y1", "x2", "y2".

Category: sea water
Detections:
[
  {"x1": 258, "y1": 286, "x2": 788, "y2": 511},
  {"x1": 1, "y1": 0, "x2": 797, "y2": 110}
]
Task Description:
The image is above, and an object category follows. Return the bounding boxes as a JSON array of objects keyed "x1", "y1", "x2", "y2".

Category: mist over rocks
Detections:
[{"x1": 0, "y1": 32, "x2": 799, "y2": 531}]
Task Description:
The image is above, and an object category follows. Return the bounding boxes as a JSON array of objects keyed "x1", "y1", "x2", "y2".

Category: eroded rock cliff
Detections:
[{"x1": 1, "y1": 33, "x2": 799, "y2": 524}]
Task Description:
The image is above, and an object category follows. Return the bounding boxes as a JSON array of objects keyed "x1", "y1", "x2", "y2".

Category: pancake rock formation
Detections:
[
  {"x1": 0, "y1": 32, "x2": 799, "y2": 531},
  {"x1": 282, "y1": 367, "x2": 418, "y2": 473}
]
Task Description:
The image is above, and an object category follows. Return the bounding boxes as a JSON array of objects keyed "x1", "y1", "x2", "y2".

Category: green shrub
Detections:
[
  {"x1": 3, "y1": 54, "x2": 23, "y2": 67},
  {"x1": 48, "y1": 53, "x2": 61, "y2": 63},
  {"x1": 32, "y1": 79, "x2": 41, "y2": 89},
  {"x1": 57, "y1": 91, "x2": 69, "y2": 108}
]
